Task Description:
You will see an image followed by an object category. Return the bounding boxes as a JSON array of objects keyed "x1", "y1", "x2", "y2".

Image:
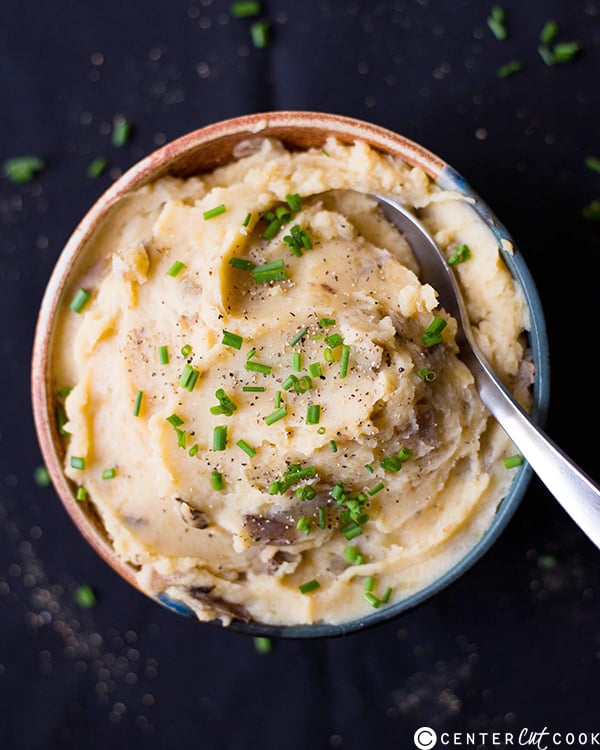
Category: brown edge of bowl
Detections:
[{"x1": 30, "y1": 110, "x2": 447, "y2": 597}]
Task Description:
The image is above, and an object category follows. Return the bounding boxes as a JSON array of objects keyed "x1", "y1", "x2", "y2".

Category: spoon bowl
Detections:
[{"x1": 374, "y1": 193, "x2": 600, "y2": 549}]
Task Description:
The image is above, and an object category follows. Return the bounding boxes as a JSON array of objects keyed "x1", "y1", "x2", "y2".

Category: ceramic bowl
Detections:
[{"x1": 31, "y1": 111, "x2": 550, "y2": 638}]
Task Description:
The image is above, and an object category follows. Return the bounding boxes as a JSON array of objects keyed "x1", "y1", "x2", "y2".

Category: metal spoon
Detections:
[{"x1": 374, "y1": 193, "x2": 600, "y2": 549}]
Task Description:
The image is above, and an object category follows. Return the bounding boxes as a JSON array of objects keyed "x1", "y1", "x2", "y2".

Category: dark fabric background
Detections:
[{"x1": 1, "y1": 1, "x2": 599, "y2": 748}]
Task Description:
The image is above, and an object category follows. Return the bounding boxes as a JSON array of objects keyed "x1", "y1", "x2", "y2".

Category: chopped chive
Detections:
[
  {"x1": 70, "y1": 456, "x2": 86, "y2": 470},
  {"x1": 331, "y1": 482, "x2": 345, "y2": 501},
  {"x1": 213, "y1": 425, "x2": 228, "y2": 451},
  {"x1": 252, "y1": 259, "x2": 287, "y2": 284},
  {"x1": 364, "y1": 592, "x2": 381, "y2": 608},
  {"x1": 285, "y1": 193, "x2": 302, "y2": 212},
  {"x1": 275, "y1": 209, "x2": 292, "y2": 227},
  {"x1": 497, "y1": 59, "x2": 522, "y2": 78},
  {"x1": 537, "y1": 43, "x2": 555, "y2": 66},
  {"x1": 243, "y1": 385, "x2": 266, "y2": 392},
  {"x1": 298, "y1": 579, "x2": 320, "y2": 594},
  {"x1": 166, "y1": 413, "x2": 184, "y2": 428},
  {"x1": 245, "y1": 360, "x2": 272, "y2": 375},
  {"x1": 203, "y1": 203, "x2": 226, "y2": 220},
  {"x1": 296, "y1": 485, "x2": 317, "y2": 502},
  {"x1": 282, "y1": 374, "x2": 299, "y2": 390},
  {"x1": 229, "y1": 256, "x2": 256, "y2": 270},
  {"x1": 236, "y1": 439, "x2": 256, "y2": 457},
  {"x1": 503, "y1": 454, "x2": 523, "y2": 469},
  {"x1": 330, "y1": 440, "x2": 338, "y2": 453},
  {"x1": 275, "y1": 390, "x2": 282, "y2": 408},
  {"x1": 294, "y1": 375, "x2": 312, "y2": 394},
  {"x1": 112, "y1": 116, "x2": 133, "y2": 147},
  {"x1": 296, "y1": 516, "x2": 310, "y2": 536},
  {"x1": 585, "y1": 156, "x2": 600, "y2": 174},
  {"x1": 188, "y1": 444, "x2": 199, "y2": 457},
  {"x1": 539, "y1": 40, "x2": 581, "y2": 65},
  {"x1": 290, "y1": 328, "x2": 308, "y2": 347},
  {"x1": 222, "y1": 330, "x2": 243, "y2": 350},
  {"x1": 210, "y1": 388, "x2": 237, "y2": 416},
  {"x1": 381, "y1": 587, "x2": 392, "y2": 604},
  {"x1": 296, "y1": 516, "x2": 311, "y2": 535},
  {"x1": 175, "y1": 428, "x2": 186, "y2": 449},
  {"x1": 70, "y1": 288, "x2": 91, "y2": 313},
  {"x1": 167, "y1": 260, "x2": 186, "y2": 277},
  {"x1": 339, "y1": 345, "x2": 350, "y2": 379},
  {"x1": 74, "y1": 584, "x2": 96, "y2": 609},
  {"x1": 270, "y1": 465, "x2": 316, "y2": 495},
  {"x1": 87, "y1": 156, "x2": 107, "y2": 178},
  {"x1": 211, "y1": 470, "x2": 224, "y2": 490},
  {"x1": 231, "y1": 0, "x2": 261, "y2": 18},
  {"x1": 262, "y1": 217, "x2": 281, "y2": 240},
  {"x1": 181, "y1": 344, "x2": 193, "y2": 357},
  {"x1": 447, "y1": 243, "x2": 472, "y2": 265},
  {"x1": 179, "y1": 363, "x2": 200, "y2": 391},
  {"x1": 417, "y1": 367, "x2": 437, "y2": 382},
  {"x1": 317, "y1": 426, "x2": 326, "y2": 435},
  {"x1": 381, "y1": 456, "x2": 402, "y2": 473},
  {"x1": 133, "y1": 390, "x2": 144, "y2": 417},
  {"x1": 242, "y1": 212, "x2": 252, "y2": 227},
  {"x1": 250, "y1": 19, "x2": 270, "y2": 48},
  {"x1": 582, "y1": 200, "x2": 600, "y2": 220},
  {"x1": 347, "y1": 547, "x2": 364, "y2": 564},
  {"x1": 308, "y1": 362, "x2": 322, "y2": 378},
  {"x1": 2, "y1": 155, "x2": 44, "y2": 183},
  {"x1": 540, "y1": 20, "x2": 559, "y2": 45},
  {"x1": 537, "y1": 554, "x2": 557, "y2": 570},
  {"x1": 364, "y1": 576, "x2": 375, "y2": 593},
  {"x1": 264, "y1": 406, "x2": 287, "y2": 425},
  {"x1": 246, "y1": 348, "x2": 257, "y2": 362},
  {"x1": 364, "y1": 464, "x2": 374, "y2": 473},
  {"x1": 158, "y1": 345, "x2": 169, "y2": 364},
  {"x1": 396, "y1": 447, "x2": 412, "y2": 462},
  {"x1": 57, "y1": 385, "x2": 72, "y2": 399},
  {"x1": 323, "y1": 348, "x2": 333, "y2": 363},
  {"x1": 102, "y1": 468, "x2": 117, "y2": 479},
  {"x1": 292, "y1": 352, "x2": 302, "y2": 371},
  {"x1": 76, "y1": 487, "x2": 87, "y2": 501},
  {"x1": 34, "y1": 465, "x2": 51, "y2": 487},
  {"x1": 368, "y1": 482, "x2": 385, "y2": 496},
  {"x1": 275, "y1": 204, "x2": 292, "y2": 223},
  {"x1": 254, "y1": 636, "x2": 272, "y2": 654},
  {"x1": 56, "y1": 411, "x2": 70, "y2": 434},
  {"x1": 342, "y1": 523, "x2": 363, "y2": 540},
  {"x1": 487, "y1": 5, "x2": 507, "y2": 40},
  {"x1": 318, "y1": 506, "x2": 326, "y2": 529},
  {"x1": 56, "y1": 405, "x2": 69, "y2": 436},
  {"x1": 319, "y1": 318, "x2": 336, "y2": 328},
  {"x1": 324, "y1": 333, "x2": 343, "y2": 348},
  {"x1": 283, "y1": 224, "x2": 312, "y2": 256},
  {"x1": 552, "y1": 41, "x2": 581, "y2": 63},
  {"x1": 306, "y1": 404, "x2": 321, "y2": 425},
  {"x1": 421, "y1": 316, "x2": 447, "y2": 347}
]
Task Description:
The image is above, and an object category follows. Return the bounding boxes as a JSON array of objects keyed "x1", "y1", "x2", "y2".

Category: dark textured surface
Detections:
[{"x1": 1, "y1": 1, "x2": 599, "y2": 748}]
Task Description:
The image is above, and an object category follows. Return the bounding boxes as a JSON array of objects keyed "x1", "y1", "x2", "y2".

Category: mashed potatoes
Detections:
[{"x1": 52, "y1": 137, "x2": 532, "y2": 626}]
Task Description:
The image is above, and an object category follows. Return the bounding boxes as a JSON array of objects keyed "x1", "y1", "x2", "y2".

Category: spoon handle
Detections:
[
  {"x1": 373, "y1": 192, "x2": 600, "y2": 547},
  {"x1": 471, "y1": 352, "x2": 600, "y2": 549}
]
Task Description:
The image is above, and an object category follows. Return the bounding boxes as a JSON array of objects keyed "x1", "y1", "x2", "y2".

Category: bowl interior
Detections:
[{"x1": 31, "y1": 111, "x2": 549, "y2": 638}]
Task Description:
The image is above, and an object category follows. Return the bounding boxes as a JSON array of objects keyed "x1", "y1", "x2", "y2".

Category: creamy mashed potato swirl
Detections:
[{"x1": 53, "y1": 138, "x2": 532, "y2": 626}]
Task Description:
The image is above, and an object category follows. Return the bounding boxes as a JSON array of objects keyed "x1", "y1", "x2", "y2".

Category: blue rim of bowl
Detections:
[{"x1": 154, "y1": 160, "x2": 550, "y2": 639}]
